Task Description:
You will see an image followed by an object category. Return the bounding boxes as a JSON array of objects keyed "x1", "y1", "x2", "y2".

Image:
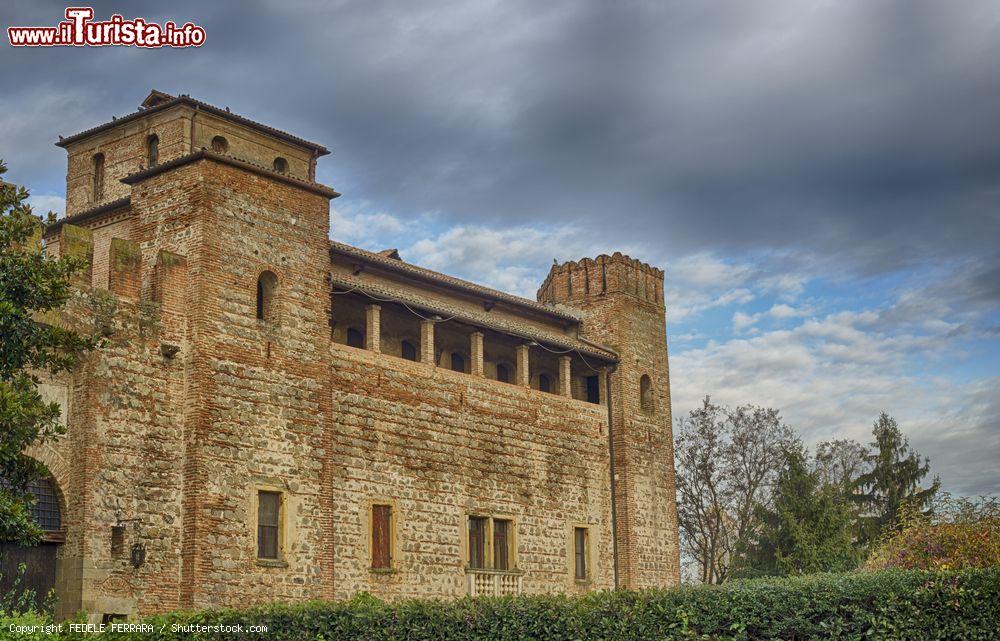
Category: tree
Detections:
[
  {"x1": 853, "y1": 412, "x2": 940, "y2": 547},
  {"x1": 0, "y1": 160, "x2": 94, "y2": 545},
  {"x1": 674, "y1": 397, "x2": 797, "y2": 583},
  {"x1": 813, "y1": 438, "x2": 868, "y2": 492},
  {"x1": 745, "y1": 447, "x2": 859, "y2": 576}
]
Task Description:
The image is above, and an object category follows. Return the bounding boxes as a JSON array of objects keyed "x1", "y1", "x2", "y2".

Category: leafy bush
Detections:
[
  {"x1": 865, "y1": 493, "x2": 1000, "y2": 571},
  {"x1": 0, "y1": 610, "x2": 58, "y2": 641},
  {"x1": 52, "y1": 569, "x2": 999, "y2": 641}
]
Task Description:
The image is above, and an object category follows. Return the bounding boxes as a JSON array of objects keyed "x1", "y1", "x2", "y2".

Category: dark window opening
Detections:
[
  {"x1": 273, "y1": 157, "x2": 288, "y2": 173},
  {"x1": 496, "y1": 363, "x2": 510, "y2": 384},
  {"x1": 401, "y1": 340, "x2": 418, "y2": 361},
  {"x1": 256, "y1": 271, "x2": 278, "y2": 321},
  {"x1": 211, "y1": 135, "x2": 229, "y2": 153},
  {"x1": 111, "y1": 525, "x2": 125, "y2": 558},
  {"x1": 257, "y1": 491, "x2": 280, "y2": 559},
  {"x1": 574, "y1": 527, "x2": 588, "y2": 579},
  {"x1": 346, "y1": 327, "x2": 365, "y2": 349},
  {"x1": 468, "y1": 516, "x2": 487, "y2": 569},
  {"x1": 147, "y1": 134, "x2": 159, "y2": 167},
  {"x1": 450, "y1": 353, "x2": 465, "y2": 373},
  {"x1": 585, "y1": 375, "x2": 600, "y2": 404},
  {"x1": 27, "y1": 477, "x2": 61, "y2": 531},
  {"x1": 493, "y1": 519, "x2": 511, "y2": 571},
  {"x1": 92, "y1": 153, "x2": 105, "y2": 201},
  {"x1": 101, "y1": 614, "x2": 127, "y2": 625},
  {"x1": 538, "y1": 373, "x2": 552, "y2": 393},
  {"x1": 371, "y1": 504, "x2": 392, "y2": 569}
]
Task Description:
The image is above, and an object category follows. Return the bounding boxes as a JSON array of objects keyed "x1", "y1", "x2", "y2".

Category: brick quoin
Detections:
[{"x1": 32, "y1": 90, "x2": 680, "y2": 620}]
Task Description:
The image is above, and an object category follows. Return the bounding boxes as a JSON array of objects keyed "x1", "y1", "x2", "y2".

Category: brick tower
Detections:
[{"x1": 537, "y1": 253, "x2": 681, "y2": 588}]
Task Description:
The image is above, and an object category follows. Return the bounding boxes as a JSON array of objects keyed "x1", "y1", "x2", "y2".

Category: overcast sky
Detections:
[{"x1": 2, "y1": 1, "x2": 998, "y2": 495}]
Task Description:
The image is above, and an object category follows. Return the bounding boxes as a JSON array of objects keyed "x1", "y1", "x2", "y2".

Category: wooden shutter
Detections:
[
  {"x1": 574, "y1": 527, "x2": 587, "y2": 579},
  {"x1": 372, "y1": 504, "x2": 392, "y2": 569},
  {"x1": 493, "y1": 519, "x2": 510, "y2": 570},
  {"x1": 468, "y1": 517, "x2": 486, "y2": 569}
]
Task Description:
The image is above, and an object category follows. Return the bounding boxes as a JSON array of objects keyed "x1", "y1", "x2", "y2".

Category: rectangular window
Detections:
[
  {"x1": 493, "y1": 519, "x2": 511, "y2": 570},
  {"x1": 257, "y1": 491, "x2": 281, "y2": 559},
  {"x1": 468, "y1": 516, "x2": 487, "y2": 569},
  {"x1": 585, "y1": 375, "x2": 600, "y2": 404},
  {"x1": 371, "y1": 504, "x2": 392, "y2": 569},
  {"x1": 574, "y1": 527, "x2": 588, "y2": 579}
]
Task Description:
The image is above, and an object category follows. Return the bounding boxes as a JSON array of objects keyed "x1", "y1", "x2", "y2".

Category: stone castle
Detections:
[{"x1": 20, "y1": 90, "x2": 680, "y2": 620}]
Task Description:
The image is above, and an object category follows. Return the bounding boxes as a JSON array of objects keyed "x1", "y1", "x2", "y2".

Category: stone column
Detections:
[
  {"x1": 421, "y1": 319, "x2": 435, "y2": 365},
  {"x1": 470, "y1": 332, "x2": 485, "y2": 377},
  {"x1": 515, "y1": 344, "x2": 531, "y2": 387},
  {"x1": 365, "y1": 304, "x2": 381, "y2": 353},
  {"x1": 559, "y1": 355, "x2": 572, "y2": 397}
]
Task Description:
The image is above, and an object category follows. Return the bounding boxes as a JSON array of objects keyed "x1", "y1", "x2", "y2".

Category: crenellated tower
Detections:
[{"x1": 538, "y1": 253, "x2": 681, "y2": 588}]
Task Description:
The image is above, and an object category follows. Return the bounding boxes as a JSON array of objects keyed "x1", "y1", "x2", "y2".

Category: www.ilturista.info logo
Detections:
[{"x1": 7, "y1": 7, "x2": 206, "y2": 48}]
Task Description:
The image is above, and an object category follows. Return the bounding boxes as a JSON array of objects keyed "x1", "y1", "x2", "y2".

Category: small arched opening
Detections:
[
  {"x1": 256, "y1": 271, "x2": 278, "y2": 321},
  {"x1": 211, "y1": 135, "x2": 229, "y2": 153},
  {"x1": 273, "y1": 157, "x2": 288, "y2": 173},
  {"x1": 640, "y1": 374, "x2": 655, "y2": 413},
  {"x1": 146, "y1": 134, "x2": 159, "y2": 167}
]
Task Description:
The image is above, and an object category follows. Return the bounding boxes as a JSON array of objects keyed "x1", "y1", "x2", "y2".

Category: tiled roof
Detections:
[
  {"x1": 329, "y1": 272, "x2": 616, "y2": 363},
  {"x1": 44, "y1": 197, "x2": 132, "y2": 235},
  {"x1": 56, "y1": 92, "x2": 330, "y2": 155},
  {"x1": 329, "y1": 240, "x2": 582, "y2": 323}
]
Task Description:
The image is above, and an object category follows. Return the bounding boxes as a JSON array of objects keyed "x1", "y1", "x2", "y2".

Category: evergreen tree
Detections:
[
  {"x1": 853, "y1": 412, "x2": 940, "y2": 546},
  {"x1": 0, "y1": 160, "x2": 94, "y2": 545},
  {"x1": 744, "y1": 447, "x2": 858, "y2": 576}
]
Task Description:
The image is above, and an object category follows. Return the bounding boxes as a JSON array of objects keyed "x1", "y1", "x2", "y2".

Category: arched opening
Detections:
[
  {"x1": 401, "y1": 340, "x2": 418, "y2": 361},
  {"x1": 0, "y1": 476, "x2": 64, "y2": 611},
  {"x1": 640, "y1": 374, "x2": 655, "y2": 413},
  {"x1": 211, "y1": 135, "x2": 229, "y2": 153},
  {"x1": 92, "y1": 153, "x2": 105, "y2": 201},
  {"x1": 256, "y1": 271, "x2": 278, "y2": 321},
  {"x1": 450, "y1": 352, "x2": 466, "y2": 373},
  {"x1": 273, "y1": 157, "x2": 288, "y2": 173},
  {"x1": 346, "y1": 327, "x2": 365, "y2": 349},
  {"x1": 538, "y1": 373, "x2": 552, "y2": 394},
  {"x1": 495, "y1": 363, "x2": 511, "y2": 384},
  {"x1": 146, "y1": 134, "x2": 159, "y2": 167}
]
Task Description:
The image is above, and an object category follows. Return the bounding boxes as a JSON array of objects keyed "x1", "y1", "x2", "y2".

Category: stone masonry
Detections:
[{"x1": 29, "y1": 90, "x2": 681, "y2": 620}]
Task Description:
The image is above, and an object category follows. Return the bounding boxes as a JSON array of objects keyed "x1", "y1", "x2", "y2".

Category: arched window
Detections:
[
  {"x1": 147, "y1": 134, "x2": 159, "y2": 167},
  {"x1": 211, "y1": 135, "x2": 229, "y2": 153},
  {"x1": 538, "y1": 373, "x2": 552, "y2": 393},
  {"x1": 92, "y1": 153, "x2": 105, "y2": 201},
  {"x1": 27, "y1": 477, "x2": 61, "y2": 532},
  {"x1": 273, "y1": 157, "x2": 288, "y2": 173},
  {"x1": 401, "y1": 340, "x2": 418, "y2": 361},
  {"x1": 640, "y1": 374, "x2": 655, "y2": 413},
  {"x1": 495, "y1": 363, "x2": 510, "y2": 384},
  {"x1": 450, "y1": 352, "x2": 466, "y2": 373},
  {"x1": 346, "y1": 327, "x2": 365, "y2": 349},
  {"x1": 256, "y1": 271, "x2": 278, "y2": 321}
]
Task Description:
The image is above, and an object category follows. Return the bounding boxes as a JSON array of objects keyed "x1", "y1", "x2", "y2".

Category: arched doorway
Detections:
[{"x1": 0, "y1": 476, "x2": 64, "y2": 609}]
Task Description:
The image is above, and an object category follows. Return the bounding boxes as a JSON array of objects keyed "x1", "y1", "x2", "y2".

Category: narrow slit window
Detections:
[
  {"x1": 371, "y1": 504, "x2": 392, "y2": 569},
  {"x1": 147, "y1": 134, "x2": 159, "y2": 167},
  {"x1": 92, "y1": 153, "x2": 105, "y2": 201},
  {"x1": 468, "y1": 516, "x2": 487, "y2": 569},
  {"x1": 640, "y1": 374, "x2": 654, "y2": 413},
  {"x1": 257, "y1": 491, "x2": 281, "y2": 559},
  {"x1": 574, "y1": 527, "x2": 588, "y2": 579},
  {"x1": 256, "y1": 271, "x2": 278, "y2": 321}
]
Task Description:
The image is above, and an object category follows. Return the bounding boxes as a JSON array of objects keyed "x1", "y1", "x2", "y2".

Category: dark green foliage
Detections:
[
  {"x1": 742, "y1": 448, "x2": 859, "y2": 576},
  {"x1": 0, "y1": 160, "x2": 95, "y2": 544},
  {"x1": 41, "y1": 569, "x2": 1000, "y2": 641},
  {"x1": 853, "y1": 413, "x2": 940, "y2": 546}
]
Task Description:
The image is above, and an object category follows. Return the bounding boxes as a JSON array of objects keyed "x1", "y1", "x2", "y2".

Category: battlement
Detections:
[{"x1": 537, "y1": 252, "x2": 664, "y2": 308}]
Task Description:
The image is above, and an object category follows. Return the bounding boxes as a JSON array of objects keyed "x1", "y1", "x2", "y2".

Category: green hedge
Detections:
[{"x1": 32, "y1": 569, "x2": 1000, "y2": 641}]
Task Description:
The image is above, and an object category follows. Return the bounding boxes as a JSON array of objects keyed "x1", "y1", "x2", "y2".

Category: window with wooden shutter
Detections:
[
  {"x1": 468, "y1": 516, "x2": 487, "y2": 569},
  {"x1": 257, "y1": 491, "x2": 280, "y2": 559},
  {"x1": 493, "y1": 519, "x2": 511, "y2": 570},
  {"x1": 574, "y1": 527, "x2": 588, "y2": 579},
  {"x1": 371, "y1": 504, "x2": 392, "y2": 569}
]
